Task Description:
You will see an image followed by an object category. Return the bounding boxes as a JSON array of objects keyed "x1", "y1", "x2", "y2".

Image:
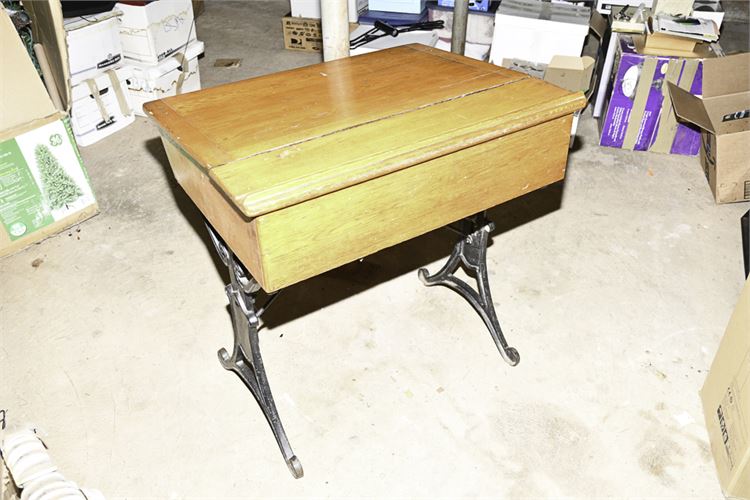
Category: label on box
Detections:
[
  {"x1": 282, "y1": 16, "x2": 322, "y2": 52},
  {"x1": 0, "y1": 120, "x2": 95, "y2": 241},
  {"x1": 716, "y1": 379, "x2": 748, "y2": 471}
]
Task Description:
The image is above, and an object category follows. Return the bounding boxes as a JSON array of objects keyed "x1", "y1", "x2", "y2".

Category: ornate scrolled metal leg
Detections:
[
  {"x1": 206, "y1": 223, "x2": 303, "y2": 479},
  {"x1": 418, "y1": 213, "x2": 520, "y2": 366}
]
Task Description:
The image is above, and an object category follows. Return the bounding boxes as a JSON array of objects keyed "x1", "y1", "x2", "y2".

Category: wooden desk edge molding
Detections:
[{"x1": 145, "y1": 44, "x2": 586, "y2": 478}]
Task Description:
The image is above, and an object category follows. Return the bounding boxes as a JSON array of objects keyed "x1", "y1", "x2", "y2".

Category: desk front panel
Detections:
[{"x1": 161, "y1": 114, "x2": 572, "y2": 292}]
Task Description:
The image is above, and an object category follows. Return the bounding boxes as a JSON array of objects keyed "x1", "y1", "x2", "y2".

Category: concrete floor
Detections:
[{"x1": 2, "y1": 1, "x2": 749, "y2": 497}]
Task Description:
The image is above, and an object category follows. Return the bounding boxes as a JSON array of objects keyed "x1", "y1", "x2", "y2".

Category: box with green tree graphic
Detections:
[
  {"x1": 1, "y1": 8, "x2": 98, "y2": 258},
  {"x1": 0, "y1": 118, "x2": 97, "y2": 252}
]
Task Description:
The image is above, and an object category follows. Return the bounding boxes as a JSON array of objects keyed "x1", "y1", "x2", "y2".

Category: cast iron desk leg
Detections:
[
  {"x1": 418, "y1": 212, "x2": 520, "y2": 366},
  {"x1": 205, "y1": 223, "x2": 304, "y2": 479}
]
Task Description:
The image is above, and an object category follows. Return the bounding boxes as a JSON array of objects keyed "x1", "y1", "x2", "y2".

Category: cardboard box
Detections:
[
  {"x1": 64, "y1": 12, "x2": 123, "y2": 86},
  {"x1": 598, "y1": 34, "x2": 709, "y2": 155},
  {"x1": 544, "y1": 55, "x2": 596, "y2": 93},
  {"x1": 127, "y1": 40, "x2": 204, "y2": 116},
  {"x1": 282, "y1": 14, "x2": 323, "y2": 52},
  {"x1": 368, "y1": 0, "x2": 425, "y2": 15},
  {"x1": 700, "y1": 277, "x2": 750, "y2": 499},
  {"x1": 291, "y1": 0, "x2": 366, "y2": 23},
  {"x1": 70, "y1": 66, "x2": 135, "y2": 147},
  {"x1": 644, "y1": 31, "x2": 697, "y2": 55},
  {"x1": 0, "y1": 10, "x2": 97, "y2": 259},
  {"x1": 116, "y1": 0, "x2": 197, "y2": 64},
  {"x1": 490, "y1": 0, "x2": 591, "y2": 66},
  {"x1": 669, "y1": 53, "x2": 750, "y2": 203},
  {"x1": 282, "y1": 14, "x2": 358, "y2": 53}
]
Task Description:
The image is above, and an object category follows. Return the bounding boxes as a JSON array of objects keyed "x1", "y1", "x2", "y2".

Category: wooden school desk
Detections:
[{"x1": 145, "y1": 44, "x2": 586, "y2": 478}]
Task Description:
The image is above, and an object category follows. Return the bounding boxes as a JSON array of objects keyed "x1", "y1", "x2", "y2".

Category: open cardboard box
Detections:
[
  {"x1": 669, "y1": 52, "x2": 750, "y2": 203},
  {"x1": 0, "y1": 10, "x2": 97, "y2": 258}
]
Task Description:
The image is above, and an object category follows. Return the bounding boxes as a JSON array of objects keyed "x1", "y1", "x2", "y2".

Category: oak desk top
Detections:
[{"x1": 145, "y1": 45, "x2": 585, "y2": 218}]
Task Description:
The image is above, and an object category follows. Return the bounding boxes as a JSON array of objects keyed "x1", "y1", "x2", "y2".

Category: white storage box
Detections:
[
  {"x1": 127, "y1": 40, "x2": 204, "y2": 116},
  {"x1": 116, "y1": 0, "x2": 196, "y2": 64},
  {"x1": 490, "y1": 0, "x2": 590, "y2": 66},
  {"x1": 64, "y1": 12, "x2": 123, "y2": 85},
  {"x1": 367, "y1": 0, "x2": 425, "y2": 14},
  {"x1": 71, "y1": 66, "x2": 135, "y2": 147},
  {"x1": 291, "y1": 0, "x2": 367, "y2": 23}
]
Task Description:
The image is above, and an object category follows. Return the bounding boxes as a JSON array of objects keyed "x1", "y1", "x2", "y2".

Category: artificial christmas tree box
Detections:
[{"x1": 0, "y1": 9, "x2": 98, "y2": 259}]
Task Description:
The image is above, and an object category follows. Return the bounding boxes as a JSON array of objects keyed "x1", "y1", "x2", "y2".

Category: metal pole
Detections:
[
  {"x1": 321, "y1": 0, "x2": 350, "y2": 61},
  {"x1": 450, "y1": 0, "x2": 469, "y2": 55}
]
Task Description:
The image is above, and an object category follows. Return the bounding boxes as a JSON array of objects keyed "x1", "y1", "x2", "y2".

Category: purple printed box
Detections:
[{"x1": 599, "y1": 35, "x2": 703, "y2": 155}]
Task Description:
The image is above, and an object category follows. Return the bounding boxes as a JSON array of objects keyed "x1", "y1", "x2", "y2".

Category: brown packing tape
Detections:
[
  {"x1": 84, "y1": 78, "x2": 110, "y2": 124},
  {"x1": 105, "y1": 69, "x2": 131, "y2": 117},
  {"x1": 171, "y1": 52, "x2": 190, "y2": 94},
  {"x1": 650, "y1": 59, "x2": 684, "y2": 153},
  {"x1": 623, "y1": 57, "x2": 658, "y2": 150}
]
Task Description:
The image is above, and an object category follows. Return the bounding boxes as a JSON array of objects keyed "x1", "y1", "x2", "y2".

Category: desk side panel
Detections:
[
  {"x1": 256, "y1": 115, "x2": 572, "y2": 292},
  {"x1": 161, "y1": 138, "x2": 267, "y2": 287}
]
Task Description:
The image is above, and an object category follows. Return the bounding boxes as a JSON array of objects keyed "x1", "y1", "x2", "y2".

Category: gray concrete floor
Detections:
[{"x1": 2, "y1": 0, "x2": 749, "y2": 497}]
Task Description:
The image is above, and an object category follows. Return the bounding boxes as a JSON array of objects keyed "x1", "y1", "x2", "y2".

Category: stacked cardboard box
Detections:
[
  {"x1": 670, "y1": 53, "x2": 750, "y2": 203},
  {"x1": 283, "y1": 0, "x2": 367, "y2": 52},
  {"x1": 63, "y1": 10, "x2": 135, "y2": 147},
  {"x1": 0, "y1": 10, "x2": 98, "y2": 258},
  {"x1": 116, "y1": 0, "x2": 205, "y2": 116},
  {"x1": 597, "y1": 34, "x2": 714, "y2": 155}
]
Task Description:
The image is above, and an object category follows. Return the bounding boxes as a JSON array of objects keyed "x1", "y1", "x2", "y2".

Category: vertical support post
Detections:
[
  {"x1": 450, "y1": 0, "x2": 469, "y2": 55},
  {"x1": 321, "y1": 0, "x2": 350, "y2": 61}
]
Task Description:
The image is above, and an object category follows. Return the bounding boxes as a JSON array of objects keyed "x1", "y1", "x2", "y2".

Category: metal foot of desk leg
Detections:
[
  {"x1": 418, "y1": 213, "x2": 520, "y2": 366},
  {"x1": 206, "y1": 224, "x2": 304, "y2": 479}
]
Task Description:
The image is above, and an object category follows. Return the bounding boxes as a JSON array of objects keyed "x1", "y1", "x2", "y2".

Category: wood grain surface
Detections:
[
  {"x1": 255, "y1": 116, "x2": 573, "y2": 291},
  {"x1": 146, "y1": 45, "x2": 586, "y2": 291},
  {"x1": 212, "y1": 78, "x2": 582, "y2": 217},
  {"x1": 145, "y1": 45, "x2": 525, "y2": 168}
]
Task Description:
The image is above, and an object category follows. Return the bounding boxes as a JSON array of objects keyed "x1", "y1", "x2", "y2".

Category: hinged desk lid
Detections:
[{"x1": 145, "y1": 44, "x2": 586, "y2": 217}]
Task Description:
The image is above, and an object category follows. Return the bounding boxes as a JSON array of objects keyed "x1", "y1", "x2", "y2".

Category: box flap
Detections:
[
  {"x1": 709, "y1": 92, "x2": 750, "y2": 136},
  {"x1": 589, "y1": 9, "x2": 607, "y2": 39},
  {"x1": 703, "y1": 52, "x2": 750, "y2": 99},
  {"x1": 668, "y1": 82, "x2": 715, "y2": 133},
  {"x1": 0, "y1": 10, "x2": 57, "y2": 131},
  {"x1": 547, "y1": 55, "x2": 584, "y2": 71},
  {"x1": 24, "y1": 0, "x2": 71, "y2": 112}
]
